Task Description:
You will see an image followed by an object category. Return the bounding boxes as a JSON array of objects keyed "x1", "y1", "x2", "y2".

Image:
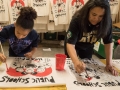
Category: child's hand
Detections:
[
  {"x1": 24, "y1": 52, "x2": 33, "y2": 59},
  {"x1": 0, "y1": 53, "x2": 6, "y2": 63}
]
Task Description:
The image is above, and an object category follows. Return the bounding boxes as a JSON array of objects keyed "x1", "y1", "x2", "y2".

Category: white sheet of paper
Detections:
[{"x1": 0, "y1": 57, "x2": 120, "y2": 90}]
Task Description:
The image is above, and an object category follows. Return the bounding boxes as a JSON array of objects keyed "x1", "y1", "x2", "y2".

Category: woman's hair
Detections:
[
  {"x1": 73, "y1": 0, "x2": 111, "y2": 38},
  {"x1": 16, "y1": 6, "x2": 37, "y2": 30}
]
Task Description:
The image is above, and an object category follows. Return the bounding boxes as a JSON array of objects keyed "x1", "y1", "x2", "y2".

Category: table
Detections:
[{"x1": 0, "y1": 57, "x2": 120, "y2": 90}]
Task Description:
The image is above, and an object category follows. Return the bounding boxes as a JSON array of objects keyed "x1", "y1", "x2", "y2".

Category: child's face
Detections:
[{"x1": 14, "y1": 24, "x2": 31, "y2": 39}]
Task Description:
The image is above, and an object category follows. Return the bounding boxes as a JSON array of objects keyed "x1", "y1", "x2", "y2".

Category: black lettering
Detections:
[
  {"x1": 34, "y1": 0, "x2": 43, "y2": 2},
  {"x1": 13, "y1": 18, "x2": 17, "y2": 21},
  {"x1": 73, "y1": 81, "x2": 78, "y2": 85},
  {"x1": 32, "y1": 78, "x2": 44, "y2": 83},
  {"x1": 110, "y1": 3, "x2": 118, "y2": 6},
  {"x1": 21, "y1": 79, "x2": 26, "y2": 83},
  {"x1": 44, "y1": 77, "x2": 49, "y2": 82},
  {"x1": 17, "y1": 77, "x2": 22, "y2": 82},
  {"x1": 93, "y1": 82, "x2": 99, "y2": 87},
  {"x1": 33, "y1": 3, "x2": 46, "y2": 7},
  {"x1": 55, "y1": 13, "x2": 66, "y2": 18},
  {"x1": 101, "y1": 81, "x2": 118, "y2": 87},
  {"x1": 0, "y1": 76, "x2": 7, "y2": 82},
  {"x1": 13, "y1": 78, "x2": 18, "y2": 83},
  {"x1": 32, "y1": 78, "x2": 36, "y2": 83},
  {"x1": 0, "y1": 5, "x2": 4, "y2": 9},
  {"x1": 6, "y1": 76, "x2": 11, "y2": 82},
  {"x1": 84, "y1": 83, "x2": 90, "y2": 86},
  {"x1": 82, "y1": 83, "x2": 87, "y2": 86},
  {"x1": 0, "y1": 10, "x2": 5, "y2": 13},
  {"x1": 9, "y1": 78, "x2": 14, "y2": 82},
  {"x1": 115, "y1": 80, "x2": 120, "y2": 86},
  {"x1": 23, "y1": 78, "x2": 29, "y2": 84},
  {"x1": 36, "y1": 78, "x2": 40, "y2": 83},
  {"x1": 32, "y1": 76, "x2": 55, "y2": 83},
  {"x1": 108, "y1": 82, "x2": 117, "y2": 86},
  {"x1": 0, "y1": 76, "x2": 29, "y2": 84},
  {"x1": 77, "y1": 82, "x2": 83, "y2": 86},
  {"x1": 85, "y1": 82, "x2": 93, "y2": 87},
  {"x1": 40, "y1": 77, "x2": 44, "y2": 82},
  {"x1": 73, "y1": 81, "x2": 102, "y2": 87},
  {"x1": 49, "y1": 76, "x2": 55, "y2": 83}
]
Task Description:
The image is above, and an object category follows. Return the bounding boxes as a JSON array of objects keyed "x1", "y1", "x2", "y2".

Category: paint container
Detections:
[
  {"x1": 0, "y1": 62, "x2": 5, "y2": 72},
  {"x1": 0, "y1": 61, "x2": 2, "y2": 65},
  {"x1": 55, "y1": 54, "x2": 66, "y2": 70}
]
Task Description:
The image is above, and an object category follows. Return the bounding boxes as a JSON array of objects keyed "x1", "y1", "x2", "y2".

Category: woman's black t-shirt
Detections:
[{"x1": 65, "y1": 17, "x2": 112, "y2": 50}]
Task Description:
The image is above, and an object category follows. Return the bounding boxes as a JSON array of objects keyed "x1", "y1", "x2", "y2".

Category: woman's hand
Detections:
[
  {"x1": 0, "y1": 53, "x2": 6, "y2": 63},
  {"x1": 105, "y1": 64, "x2": 119, "y2": 76},
  {"x1": 73, "y1": 60, "x2": 86, "y2": 73}
]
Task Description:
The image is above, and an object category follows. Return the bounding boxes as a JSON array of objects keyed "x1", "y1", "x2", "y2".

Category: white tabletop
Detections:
[{"x1": 0, "y1": 57, "x2": 120, "y2": 90}]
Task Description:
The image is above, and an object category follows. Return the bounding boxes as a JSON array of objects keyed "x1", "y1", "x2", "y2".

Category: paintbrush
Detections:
[
  {"x1": 85, "y1": 69, "x2": 89, "y2": 78},
  {"x1": 0, "y1": 41, "x2": 9, "y2": 71},
  {"x1": 85, "y1": 69, "x2": 92, "y2": 81}
]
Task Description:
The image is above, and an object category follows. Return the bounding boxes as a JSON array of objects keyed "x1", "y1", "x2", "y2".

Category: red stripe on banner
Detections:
[
  {"x1": 11, "y1": 0, "x2": 25, "y2": 7},
  {"x1": 53, "y1": 0, "x2": 66, "y2": 4},
  {"x1": 72, "y1": 0, "x2": 84, "y2": 6},
  {"x1": 11, "y1": 0, "x2": 16, "y2": 7},
  {"x1": 19, "y1": 0, "x2": 25, "y2": 6}
]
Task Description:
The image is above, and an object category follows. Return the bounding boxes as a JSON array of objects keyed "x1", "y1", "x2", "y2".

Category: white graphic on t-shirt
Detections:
[
  {"x1": 79, "y1": 30, "x2": 97, "y2": 43},
  {"x1": 9, "y1": 38, "x2": 32, "y2": 54}
]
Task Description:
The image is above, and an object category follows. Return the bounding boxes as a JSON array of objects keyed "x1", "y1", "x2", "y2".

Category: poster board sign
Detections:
[{"x1": 0, "y1": 57, "x2": 120, "y2": 90}]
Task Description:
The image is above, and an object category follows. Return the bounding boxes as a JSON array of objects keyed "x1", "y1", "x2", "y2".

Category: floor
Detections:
[{"x1": 2, "y1": 41, "x2": 100, "y2": 60}]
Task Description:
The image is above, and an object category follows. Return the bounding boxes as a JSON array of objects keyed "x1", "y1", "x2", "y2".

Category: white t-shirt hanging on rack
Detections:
[
  {"x1": 0, "y1": 0, "x2": 9, "y2": 22},
  {"x1": 30, "y1": 0, "x2": 50, "y2": 16},
  {"x1": 48, "y1": 0, "x2": 65, "y2": 31},
  {"x1": 7, "y1": 0, "x2": 28, "y2": 24},
  {"x1": 68, "y1": 0, "x2": 88, "y2": 23},
  {"x1": 50, "y1": 0, "x2": 69, "y2": 26},
  {"x1": 49, "y1": 1, "x2": 54, "y2": 21},
  {"x1": 109, "y1": 0, "x2": 119, "y2": 14},
  {"x1": 48, "y1": 2, "x2": 55, "y2": 31}
]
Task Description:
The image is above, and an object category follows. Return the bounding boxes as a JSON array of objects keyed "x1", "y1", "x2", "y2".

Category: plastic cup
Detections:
[{"x1": 55, "y1": 54, "x2": 66, "y2": 70}]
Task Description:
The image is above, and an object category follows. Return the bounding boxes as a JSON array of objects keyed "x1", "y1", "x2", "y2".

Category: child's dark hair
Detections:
[{"x1": 16, "y1": 7, "x2": 37, "y2": 30}]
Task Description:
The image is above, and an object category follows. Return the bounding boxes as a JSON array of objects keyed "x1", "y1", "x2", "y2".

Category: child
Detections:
[{"x1": 0, "y1": 6, "x2": 39, "y2": 62}]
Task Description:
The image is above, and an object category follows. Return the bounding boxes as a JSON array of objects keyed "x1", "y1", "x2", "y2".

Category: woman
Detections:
[
  {"x1": 0, "y1": 6, "x2": 39, "y2": 62},
  {"x1": 64, "y1": 0, "x2": 118, "y2": 76}
]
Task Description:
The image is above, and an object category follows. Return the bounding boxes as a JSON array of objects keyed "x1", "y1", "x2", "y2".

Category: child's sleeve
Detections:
[
  {"x1": 31, "y1": 33, "x2": 39, "y2": 48},
  {"x1": 0, "y1": 27, "x2": 9, "y2": 43}
]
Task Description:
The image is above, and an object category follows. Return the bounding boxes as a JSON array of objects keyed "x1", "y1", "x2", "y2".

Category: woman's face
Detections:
[
  {"x1": 88, "y1": 7, "x2": 105, "y2": 25},
  {"x1": 14, "y1": 23, "x2": 30, "y2": 39}
]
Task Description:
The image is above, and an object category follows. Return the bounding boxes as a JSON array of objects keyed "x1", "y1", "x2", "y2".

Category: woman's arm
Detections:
[
  {"x1": 104, "y1": 43, "x2": 118, "y2": 76},
  {"x1": 104, "y1": 43, "x2": 112, "y2": 65},
  {"x1": 67, "y1": 43, "x2": 85, "y2": 73}
]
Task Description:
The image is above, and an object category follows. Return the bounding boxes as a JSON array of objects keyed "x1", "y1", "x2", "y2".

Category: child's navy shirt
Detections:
[{"x1": 0, "y1": 24, "x2": 39, "y2": 57}]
